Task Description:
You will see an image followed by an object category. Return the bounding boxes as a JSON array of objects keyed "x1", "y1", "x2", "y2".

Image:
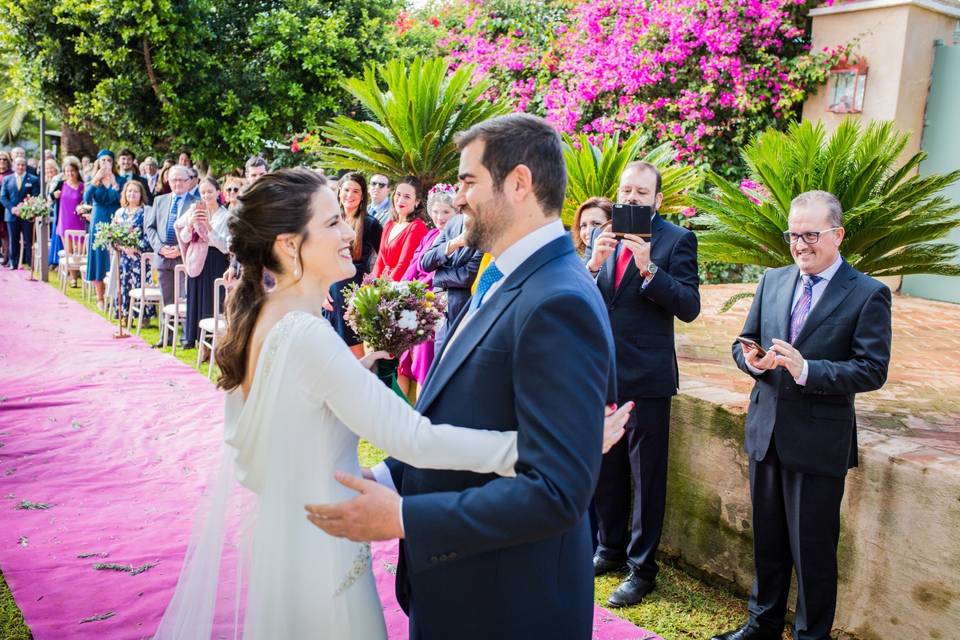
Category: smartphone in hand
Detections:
[{"x1": 736, "y1": 336, "x2": 767, "y2": 357}]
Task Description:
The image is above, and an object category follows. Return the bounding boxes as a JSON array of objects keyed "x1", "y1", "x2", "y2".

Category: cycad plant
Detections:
[
  {"x1": 311, "y1": 57, "x2": 512, "y2": 191},
  {"x1": 692, "y1": 119, "x2": 960, "y2": 276},
  {"x1": 561, "y1": 130, "x2": 701, "y2": 226}
]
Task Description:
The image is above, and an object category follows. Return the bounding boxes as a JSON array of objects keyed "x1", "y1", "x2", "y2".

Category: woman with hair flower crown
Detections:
[{"x1": 396, "y1": 182, "x2": 458, "y2": 398}]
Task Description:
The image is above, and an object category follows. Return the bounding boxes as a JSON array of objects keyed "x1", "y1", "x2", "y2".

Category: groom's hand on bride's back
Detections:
[{"x1": 305, "y1": 471, "x2": 403, "y2": 542}]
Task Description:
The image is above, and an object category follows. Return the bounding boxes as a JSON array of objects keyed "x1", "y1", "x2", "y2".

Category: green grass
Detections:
[
  {"x1": 0, "y1": 273, "x2": 769, "y2": 640},
  {"x1": 0, "y1": 569, "x2": 30, "y2": 640}
]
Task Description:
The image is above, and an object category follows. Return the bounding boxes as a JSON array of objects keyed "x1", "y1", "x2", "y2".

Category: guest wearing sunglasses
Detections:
[
  {"x1": 222, "y1": 176, "x2": 246, "y2": 210},
  {"x1": 367, "y1": 173, "x2": 391, "y2": 225}
]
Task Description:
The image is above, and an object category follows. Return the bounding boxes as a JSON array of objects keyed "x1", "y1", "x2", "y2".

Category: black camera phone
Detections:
[{"x1": 611, "y1": 204, "x2": 652, "y2": 238}]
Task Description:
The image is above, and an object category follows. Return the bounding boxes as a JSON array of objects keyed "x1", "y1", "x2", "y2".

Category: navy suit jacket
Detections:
[
  {"x1": 588, "y1": 214, "x2": 700, "y2": 399},
  {"x1": 387, "y1": 234, "x2": 617, "y2": 639},
  {"x1": 1, "y1": 173, "x2": 42, "y2": 222},
  {"x1": 732, "y1": 260, "x2": 892, "y2": 477},
  {"x1": 419, "y1": 214, "x2": 482, "y2": 323}
]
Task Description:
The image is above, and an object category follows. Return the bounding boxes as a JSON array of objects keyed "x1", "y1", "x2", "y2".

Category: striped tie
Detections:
[
  {"x1": 789, "y1": 274, "x2": 822, "y2": 343},
  {"x1": 165, "y1": 196, "x2": 180, "y2": 244}
]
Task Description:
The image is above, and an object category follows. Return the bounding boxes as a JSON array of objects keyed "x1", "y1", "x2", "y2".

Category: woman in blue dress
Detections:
[
  {"x1": 112, "y1": 179, "x2": 155, "y2": 322},
  {"x1": 83, "y1": 149, "x2": 126, "y2": 310}
]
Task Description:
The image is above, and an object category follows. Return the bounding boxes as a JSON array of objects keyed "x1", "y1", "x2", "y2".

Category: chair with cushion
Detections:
[
  {"x1": 160, "y1": 264, "x2": 189, "y2": 355},
  {"x1": 196, "y1": 277, "x2": 228, "y2": 380},
  {"x1": 59, "y1": 230, "x2": 88, "y2": 293},
  {"x1": 126, "y1": 252, "x2": 162, "y2": 335}
]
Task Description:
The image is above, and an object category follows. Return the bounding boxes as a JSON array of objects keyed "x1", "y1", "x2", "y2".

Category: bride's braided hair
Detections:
[{"x1": 216, "y1": 167, "x2": 328, "y2": 390}]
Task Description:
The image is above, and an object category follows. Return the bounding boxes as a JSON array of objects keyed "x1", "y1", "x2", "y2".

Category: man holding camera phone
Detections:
[{"x1": 584, "y1": 161, "x2": 700, "y2": 606}]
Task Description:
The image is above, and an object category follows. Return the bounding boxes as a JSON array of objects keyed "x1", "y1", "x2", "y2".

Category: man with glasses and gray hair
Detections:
[
  {"x1": 144, "y1": 164, "x2": 197, "y2": 342},
  {"x1": 715, "y1": 190, "x2": 892, "y2": 640},
  {"x1": 367, "y1": 173, "x2": 391, "y2": 224}
]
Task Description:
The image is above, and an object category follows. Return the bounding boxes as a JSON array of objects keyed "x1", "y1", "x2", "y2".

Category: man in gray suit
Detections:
[
  {"x1": 144, "y1": 164, "x2": 196, "y2": 331},
  {"x1": 714, "y1": 190, "x2": 892, "y2": 640}
]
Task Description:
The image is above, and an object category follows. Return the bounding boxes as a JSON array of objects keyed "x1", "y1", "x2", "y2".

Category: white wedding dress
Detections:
[{"x1": 154, "y1": 310, "x2": 518, "y2": 639}]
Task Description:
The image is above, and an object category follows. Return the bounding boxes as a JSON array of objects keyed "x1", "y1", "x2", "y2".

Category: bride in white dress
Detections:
[{"x1": 154, "y1": 169, "x2": 520, "y2": 639}]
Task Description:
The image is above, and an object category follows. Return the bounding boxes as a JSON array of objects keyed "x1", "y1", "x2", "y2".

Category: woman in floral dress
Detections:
[{"x1": 112, "y1": 179, "x2": 155, "y2": 322}]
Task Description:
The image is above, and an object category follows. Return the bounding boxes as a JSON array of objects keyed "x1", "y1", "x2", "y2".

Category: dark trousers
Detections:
[
  {"x1": 593, "y1": 396, "x2": 671, "y2": 581},
  {"x1": 748, "y1": 435, "x2": 846, "y2": 640},
  {"x1": 6, "y1": 218, "x2": 32, "y2": 267}
]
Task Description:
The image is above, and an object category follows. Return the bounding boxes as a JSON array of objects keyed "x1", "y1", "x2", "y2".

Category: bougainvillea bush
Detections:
[{"x1": 400, "y1": 0, "x2": 845, "y2": 180}]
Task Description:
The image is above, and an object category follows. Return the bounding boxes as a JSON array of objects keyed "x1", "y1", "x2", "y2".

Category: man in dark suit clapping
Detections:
[
  {"x1": 713, "y1": 190, "x2": 892, "y2": 640},
  {"x1": 586, "y1": 161, "x2": 701, "y2": 606}
]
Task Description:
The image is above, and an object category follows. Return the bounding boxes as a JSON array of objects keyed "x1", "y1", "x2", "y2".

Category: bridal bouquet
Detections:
[
  {"x1": 344, "y1": 278, "x2": 446, "y2": 393},
  {"x1": 92, "y1": 221, "x2": 141, "y2": 252},
  {"x1": 14, "y1": 196, "x2": 48, "y2": 222},
  {"x1": 344, "y1": 278, "x2": 446, "y2": 355}
]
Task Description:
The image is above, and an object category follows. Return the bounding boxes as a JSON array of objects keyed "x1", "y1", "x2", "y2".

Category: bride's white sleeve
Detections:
[{"x1": 299, "y1": 322, "x2": 517, "y2": 477}]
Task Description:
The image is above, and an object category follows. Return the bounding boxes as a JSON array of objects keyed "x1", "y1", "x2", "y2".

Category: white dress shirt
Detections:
[
  {"x1": 372, "y1": 218, "x2": 568, "y2": 533},
  {"x1": 747, "y1": 253, "x2": 844, "y2": 385}
]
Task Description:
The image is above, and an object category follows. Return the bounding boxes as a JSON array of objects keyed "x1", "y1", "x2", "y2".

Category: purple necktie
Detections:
[{"x1": 789, "y1": 274, "x2": 822, "y2": 343}]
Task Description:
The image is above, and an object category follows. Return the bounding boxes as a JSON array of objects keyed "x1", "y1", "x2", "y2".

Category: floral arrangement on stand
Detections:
[
  {"x1": 92, "y1": 221, "x2": 142, "y2": 338},
  {"x1": 344, "y1": 278, "x2": 446, "y2": 396},
  {"x1": 91, "y1": 222, "x2": 141, "y2": 252},
  {"x1": 14, "y1": 195, "x2": 49, "y2": 222}
]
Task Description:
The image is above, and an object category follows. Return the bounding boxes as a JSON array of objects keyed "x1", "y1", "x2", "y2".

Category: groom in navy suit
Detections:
[
  {"x1": 0, "y1": 157, "x2": 41, "y2": 269},
  {"x1": 308, "y1": 114, "x2": 618, "y2": 639}
]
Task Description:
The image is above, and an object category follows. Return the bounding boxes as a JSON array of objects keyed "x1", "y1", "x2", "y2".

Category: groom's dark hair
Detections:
[{"x1": 455, "y1": 114, "x2": 567, "y2": 216}]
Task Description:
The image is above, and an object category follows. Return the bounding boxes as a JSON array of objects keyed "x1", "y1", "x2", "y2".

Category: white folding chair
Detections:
[
  {"x1": 161, "y1": 264, "x2": 189, "y2": 355},
  {"x1": 60, "y1": 230, "x2": 88, "y2": 293},
  {"x1": 197, "y1": 277, "x2": 228, "y2": 380},
  {"x1": 127, "y1": 252, "x2": 162, "y2": 334}
]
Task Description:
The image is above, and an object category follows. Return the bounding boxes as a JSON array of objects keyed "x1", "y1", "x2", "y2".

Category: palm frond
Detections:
[
  {"x1": 315, "y1": 57, "x2": 512, "y2": 190},
  {"x1": 693, "y1": 118, "x2": 960, "y2": 278},
  {"x1": 561, "y1": 132, "x2": 701, "y2": 226}
]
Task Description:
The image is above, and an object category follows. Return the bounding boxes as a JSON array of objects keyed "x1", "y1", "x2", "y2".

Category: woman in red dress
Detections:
[{"x1": 372, "y1": 176, "x2": 428, "y2": 281}]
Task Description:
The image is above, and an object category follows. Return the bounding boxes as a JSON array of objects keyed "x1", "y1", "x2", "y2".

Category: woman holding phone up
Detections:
[{"x1": 176, "y1": 176, "x2": 232, "y2": 349}]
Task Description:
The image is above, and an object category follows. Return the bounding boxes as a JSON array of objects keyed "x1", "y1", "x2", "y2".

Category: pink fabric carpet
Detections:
[{"x1": 0, "y1": 269, "x2": 660, "y2": 639}]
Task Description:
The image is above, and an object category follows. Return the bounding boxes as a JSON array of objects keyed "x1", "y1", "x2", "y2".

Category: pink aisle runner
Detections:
[{"x1": 0, "y1": 269, "x2": 659, "y2": 640}]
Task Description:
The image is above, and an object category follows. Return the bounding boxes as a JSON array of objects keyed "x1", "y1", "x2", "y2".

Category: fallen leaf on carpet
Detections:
[
  {"x1": 93, "y1": 563, "x2": 133, "y2": 572},
  {"x1": 130, "y1": 561, "x2": 159, "y2": 575},
  {"x1": 80, "y1": 612, "x2": 115, "y2": 623},
  {"x1": 17, "y1": 500, "x2": 53, "y2": 510}
]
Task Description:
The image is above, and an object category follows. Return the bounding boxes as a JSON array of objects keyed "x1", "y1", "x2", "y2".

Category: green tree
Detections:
[
  {"x1": 308, "y1": 56, "x2": 512, "y2": 190},
  {"x1": 692, "y1": 119, "x2": 960, "y2": 276},
  {"x1": 561, "y1": 131, "x2": 701, "y2": 226},
  {"x1": 0, "y1": 0, "x2": 401, "y2": 168}
]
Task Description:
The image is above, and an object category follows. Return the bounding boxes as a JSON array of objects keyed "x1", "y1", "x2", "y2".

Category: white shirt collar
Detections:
[
  {"x1": 491, "y1": 219, "x2": 566, "y2": 278},
  {"x1": 803, "y1": 253, "x2": 843, "y2": 282}
]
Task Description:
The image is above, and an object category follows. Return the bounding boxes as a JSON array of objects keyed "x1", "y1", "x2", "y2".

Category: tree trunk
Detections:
[{"x1": 60, "y1": 120, "x2": 97, "y2": 160}]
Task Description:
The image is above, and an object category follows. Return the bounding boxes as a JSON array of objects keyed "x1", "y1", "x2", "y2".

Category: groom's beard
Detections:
[{"x1": 464, "y1": 192, "x2": 511, "y2": 253}]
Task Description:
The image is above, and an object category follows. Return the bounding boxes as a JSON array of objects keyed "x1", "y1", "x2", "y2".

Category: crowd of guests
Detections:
[{"x1": 2, "y1": 137, "x2": 894, "y2": 640}]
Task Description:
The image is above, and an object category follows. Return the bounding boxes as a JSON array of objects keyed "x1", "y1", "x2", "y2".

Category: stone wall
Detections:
[{"x1": 660, "y1": 285, "x2": 960, "y2": 639}]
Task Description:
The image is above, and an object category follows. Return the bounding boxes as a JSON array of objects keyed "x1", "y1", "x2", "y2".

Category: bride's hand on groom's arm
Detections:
[
  {"x1": 305, "y1": 471, "x2": 404, "y2": 542},
  {"x1": 603, "y1": 402, "x2": 634, "y2": 454},
  {"x1": 360, "y1": 350, "x2": 393, "y2": 370}
]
